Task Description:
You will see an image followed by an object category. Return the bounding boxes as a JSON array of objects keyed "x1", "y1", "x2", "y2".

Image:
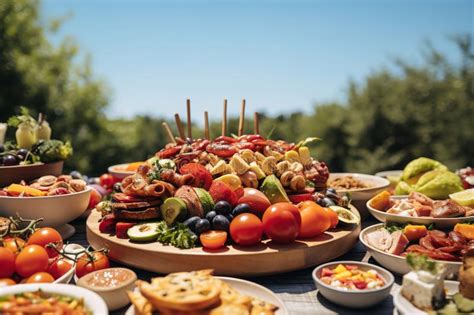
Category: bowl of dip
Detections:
[{"x1": 77, "y1": 267, "x2": 137, "y2": 311}]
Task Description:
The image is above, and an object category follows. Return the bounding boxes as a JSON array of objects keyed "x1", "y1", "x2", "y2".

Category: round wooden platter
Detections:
[{"x1": 86, "y1": 206, "x2": 361, "y2": 276}]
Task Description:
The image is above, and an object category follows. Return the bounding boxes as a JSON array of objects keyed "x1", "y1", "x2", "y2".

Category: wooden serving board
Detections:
[{"x1": 86, "y1": 207, "x2": 361, "y2": 276}]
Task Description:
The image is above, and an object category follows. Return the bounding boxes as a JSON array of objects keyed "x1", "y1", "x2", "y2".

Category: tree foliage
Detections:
[{"x1": 0, "y1": 0, "x2": 472, "y2": 175}]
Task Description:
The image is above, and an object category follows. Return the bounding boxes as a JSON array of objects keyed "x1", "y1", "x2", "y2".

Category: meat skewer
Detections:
[
  {"x1": 222, "y1": 99, "x2": 227, "y2": 136},
  {"x1": 174, "y1": 113, "x2": 185, "y2": 140},
  {"x1": 238, "y1": 99, "x2": 246, "y2": 136},
  {"x1": 254, "y1": 112, "x2": 260, "y2": 134},
  {"x1": 204, "y1": 111, "x2": 210, "y2": 140},
  {"x1": 186, "y1": 98, "x2": 192, "y2": 139},
  {"x1": 162, "y1": 122, "x2": 176, "y2": 144}
]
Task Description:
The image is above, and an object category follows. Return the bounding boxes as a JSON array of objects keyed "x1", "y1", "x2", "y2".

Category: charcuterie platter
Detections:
[{"x1": 87, "y1": 207, "x2": 359, "y2": 276}]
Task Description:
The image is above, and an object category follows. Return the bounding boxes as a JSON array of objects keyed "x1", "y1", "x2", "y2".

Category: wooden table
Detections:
[{"x1": 70, "y1": 217, "x2": 400, "y2": 315}]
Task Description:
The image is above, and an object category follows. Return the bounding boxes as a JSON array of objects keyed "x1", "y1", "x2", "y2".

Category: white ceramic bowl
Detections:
[
  {"x1": 360, "y1": 223, "x2": 462, "y2": 277},
  {"x1": 77, "y1": 267, "x2": 137, "y2": 311},
  {"x1": 367, "y1": 196, "x2": 474, "y2": 229},
  {"x1": 0, "y1": 283, "x2": 108, "y2": 314},
  {"x1": 108, "y1": 163, "x2": 135, "y2": 180},
  {"x1": 312, "y1": 261, "x2": 394, "y2": 309},
  {"x1": 329, "y1": 173, "x2": 390, "y2": 218},
  {"x1": 0, "y1": 188, "x2": 91, "y2": 237}
]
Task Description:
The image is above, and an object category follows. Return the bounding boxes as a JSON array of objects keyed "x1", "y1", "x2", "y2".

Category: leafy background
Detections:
[{"x1": 1, "y1": 0, "x2": 473, "y2": 175}]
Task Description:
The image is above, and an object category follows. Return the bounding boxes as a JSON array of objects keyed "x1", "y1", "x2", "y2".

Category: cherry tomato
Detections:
[
  {"x1": 297, "y1": 202, "x2": 331, "y2": 238},
  {"x1": 200, "y1": 230, "x2": 227, "y2": 250},
  {"x1": 179, "y1": 163, "x2": 213, "y2": 190},
  {"x1": 100, "y1": 173, "x2": 116, "y2": 189},
  {"x1": 262, "y1": 203, "x2": 301, "y2": 244},
  {"x1": 0, "y1": 278, "x2": 16, "y2": 286},
  {"x1": 27, "y1": 227, "x2": 63, "y2": 258},
  {"x1": 0, "y1": 247, "x2": 16, "y2": 278},
  {"x1": 230, "y1": 213, "x2": 263, "y2": 246},
  {"x1": 209, "y1": 181, "x2": 238, "y2": 206},
  {"x1": 76, "y1": 251, "x2": 110, "y2": 278},
  {"x1": 88, "y1": 188, "x2": 102, "y2": 209},
  {"x1": 26, "y1": 272, "x2": 55, "y2": 283},
  {"x1": 2, "y1": 237, "x2": 25, "y2": 255},
  {"x1": 15, "y1": 245, "x2": 49, "y2": 278},
  {"x1": 237, "y1": 188, "x2": 271, "y2": 215},
  {"x1": 48, "y1": 257, "x2": 73, "y2": 280}
]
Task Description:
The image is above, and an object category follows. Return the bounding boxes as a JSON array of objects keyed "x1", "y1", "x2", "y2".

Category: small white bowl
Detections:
[
  {"x1": 329, "y1": 173, "x2": 390, "y2": 218},
  {"x1": 312, "y1": 261, "x2": 394, "y2": 309},
  {"x1": 0, "y1": 283, "x2": 108, "y2": 314},
  {"x1": 0, "y1": 188, "x2": 91, "y2": 238},
  {"x1": 108, "y1": 163, "x2": 136, "y2": 180},
  {"x1": 77, "y1": 267, "x2": 137, "y2": 311},
  {"x1": 359, "y1": 223, "x2": 462, "y2": 277},
  {"x1": 366, "y1": 196, "x2": 474, "y2": 229}
]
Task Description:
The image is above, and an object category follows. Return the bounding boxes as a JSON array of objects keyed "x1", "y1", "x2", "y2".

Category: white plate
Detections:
[
  {"x1": 0, "y1": 283, "x2": 108, "y2": 314},
  {"x1": 360, "y1": 224, "x2": 462, "y2": 277},
  {"x1": 108, "y1": 163, "x2": 136, "y2": 179},
  {"x1": 125, "y1": 276, "x2": 288, "y2": 315},
  {"x1": 53, "y1": 243, "x2": 84, "y2": 284},
  {"x1": 393, "y1": 281, "x2": 459, "y2": 315},
  {"x1": 366, "y1": 196, "x2": 474, "y2": 229}
]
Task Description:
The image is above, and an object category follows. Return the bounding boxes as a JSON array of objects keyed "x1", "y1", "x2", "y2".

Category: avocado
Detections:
[
  {"x1": 260, "y1": 175, "x2": 290, "y2": 204},
  {"x1": 401, "y1": 157, "x2": 448, "y2": 183},
  {"x1": 193, "y1": 188, "x2": 215, "y2": 214},
  {"x1": 414, "y1": 170, "x2": 463, "y2": 199},
  {"x1": 160, "y1": 197, "x2": 188, "y2": 225},
  {"x1": 329, "y1": 206, "x2": 360, "y2": 225},
  {"x1": 127, "y1": 222, "x2": 161, "y2": 242}
]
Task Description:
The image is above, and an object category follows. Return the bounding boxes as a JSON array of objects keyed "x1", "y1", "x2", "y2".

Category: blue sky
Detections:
[{"x1": 43, "y1": 0, "x2": 473, "y2": 122}]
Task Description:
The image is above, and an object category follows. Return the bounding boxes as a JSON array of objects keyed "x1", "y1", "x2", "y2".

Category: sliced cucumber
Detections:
[
  {"x1": 127, "y1": 222, "x2": 161, "y2": 242},
  {"x1": 194, "y1": 188, "x2": 215, "y2": 214},
  {"x1": 329, "y1": 206, "x2": 360, "y2": 225},
  {"x1": 160, "y1": 197, "x2": 188, "y2": 225}
]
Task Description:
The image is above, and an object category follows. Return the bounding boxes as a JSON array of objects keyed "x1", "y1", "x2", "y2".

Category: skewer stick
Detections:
[
  {"x1": 254, "y1": 112, "x2": 260, "y2": 134},
  {"x1": 186, "y1": 99, "x2": 192, "y2": 139},
  {"x1": 204, "y1": 111, "x2": 210, "y2": 140},
  {"x1": 162, "y1": 122, "x2": 177, "y2": 144},
  {"x1": 174, "y1": 114, "x2": 185, "y2": 140},
  {"x1": 221, "y1": 99, "x2": 227, "y2": 136},
  {"x1": 238, "y1": 99, "x2": 246, "y2": 136}
]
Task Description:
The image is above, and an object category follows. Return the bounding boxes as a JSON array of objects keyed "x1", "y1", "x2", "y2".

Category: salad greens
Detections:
[
  {"x1": 156, "y1": 221, "x2": 197, "y2": 249},
  {"x1": 31, "y1": 140, "x2": 73, "y2": 163}
]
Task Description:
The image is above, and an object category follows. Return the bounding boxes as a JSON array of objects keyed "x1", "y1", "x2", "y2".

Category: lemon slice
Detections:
[
  {"x1": 214, "y1": 174, "x2": 242, "y2": 191},
  {"x1": 449, "y1": 189, "x2": 474, "y2": 206}
]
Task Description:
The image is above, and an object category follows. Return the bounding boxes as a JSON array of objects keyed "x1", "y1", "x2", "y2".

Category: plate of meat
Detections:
[
  {"x1": 367, "y1": 191, "x2": 474, "y2": 228},
  {"x1": 360, "y1": 223, "x2": 474, "y2": 277}
]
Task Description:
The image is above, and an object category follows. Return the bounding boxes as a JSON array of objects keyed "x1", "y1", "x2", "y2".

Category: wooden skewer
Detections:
[
  {"x1": 254, "y1": 112, "x2": 260, "y2": 134},
  {"x1": 162, "y1": 122, "x2": 177, "y2": 144},
  {"x1": 174, "y1": 114, "x2": 185, "y2": 140},
  {"x1": 204, "y1": 111, "x2": 210, "y2": 140},
  {"x1": 221, "y1": 99, "x2": 227, "y2": 136},
  {"x1": 238, "y1": 99, "x2": 246, "y2": 136},
  {"x1": 186, "y1": 99, "x2": 192, "y2": 139}
]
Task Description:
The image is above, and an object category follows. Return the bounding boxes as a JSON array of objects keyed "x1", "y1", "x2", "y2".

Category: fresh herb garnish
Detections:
[
  {"x1": 385, "y1": 223, "x2": 404, "y2": 234},
  {"x1": 156, "y1": 221, "x2": 197, "y2": 249}
]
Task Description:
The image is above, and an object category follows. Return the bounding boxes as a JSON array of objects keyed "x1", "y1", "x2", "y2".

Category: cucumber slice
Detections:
[
  {"x1": 194, "y1": 188, "x2": 215, "y2": 214},
  {"x1": 160, "y1": 197, "x2": 188, "y2": 225},
  {"x1": 329, "y1": 206, "x2": 360, "y2": 225},
  {"x1": 127, "y1": 222, "x2": 160, "y2": 242}
]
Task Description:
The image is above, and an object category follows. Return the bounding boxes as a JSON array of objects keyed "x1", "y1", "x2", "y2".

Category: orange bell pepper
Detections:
[
  {"x1": 369, "y1": 191, "x2": 391, "y2": 211},
  {"x1": 403, "y1": 224, "x2": 428, "y2": 241},
  {"x1": 454, "y1": 223, "x2": 474, "y2": 240},
  {"x1": 5, "y1": 184, "x2": 46, "y2": 197}
]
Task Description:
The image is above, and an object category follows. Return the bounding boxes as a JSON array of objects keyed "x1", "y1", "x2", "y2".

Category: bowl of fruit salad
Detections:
[{"x1": 312, "y1": 261, "x2": 394, "y2": 308}]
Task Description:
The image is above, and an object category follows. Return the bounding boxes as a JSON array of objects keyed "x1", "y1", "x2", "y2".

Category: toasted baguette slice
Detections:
[
  {"x1": 210, "y1": 303, "x2": 250, "y2": 315},
  {"x1": 218, "y1": 280, "x2": 252, "y2": 307},
  {"x1": 127, "y1": 289, "x2": 155, "y2": 315}
]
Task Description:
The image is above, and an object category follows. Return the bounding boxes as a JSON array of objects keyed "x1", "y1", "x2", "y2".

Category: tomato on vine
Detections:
[
  {"x1": 75, "y1": 251, "x2": 110, "y2": 278},
  {"x1": 27, "y1": 227, "x2": 63, "y2": 258}
]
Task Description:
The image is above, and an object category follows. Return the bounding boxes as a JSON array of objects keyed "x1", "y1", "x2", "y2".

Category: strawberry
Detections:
[
  {"x1": 98, "y1": 214, "x2": 117, "y2": 233},
  {"x1": 115, "y1": 222, "x2": 136, "y2": 239},
  {"x1": 209, "y1": 181, "x2": 238, "y2": 207}
]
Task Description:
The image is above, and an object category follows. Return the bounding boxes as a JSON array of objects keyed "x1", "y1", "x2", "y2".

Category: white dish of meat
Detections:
[
  {"x1": 367, "y1": 192, "x2": 474, "y2": 228},
  {"x1": 360, "y1": 224, "x2": 468, "y2": 277}
]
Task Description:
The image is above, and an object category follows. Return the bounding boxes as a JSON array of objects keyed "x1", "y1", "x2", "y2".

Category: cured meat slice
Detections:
[
  {"x1": 432, "y1": 199, "x2": 466, "y2": 218},
  {"x1": 111, "y1": 199, "x2": 162, "y2": 210},
  {"x1": 387, "y1": 230, "x2": 409, "y2": 255},
  {"x1": 114, "y1": 207, "x2": 162, "y2": 221},
  {"x1": 365, "y1": 229, "x2": 392, "y2": 252},
  {"x1": 175, "y1": 185, "x2": 204, "y2": 218}
]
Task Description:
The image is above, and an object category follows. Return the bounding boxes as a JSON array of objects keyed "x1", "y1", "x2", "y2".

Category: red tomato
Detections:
[
  {"x1": 230, "y1": 213, "x2": 263, "y2": 246},
  {"x1": 0, "y1": 278, "x2": 16, "y2": 286},
  {"x1": 179, "y1": 163, "x2": 213, "y2": 190},
  {"x1": 15, "y1": 245, "x2": 49, "y2": 278},
  {"x1": 99, "y1": 174, "x2": 116, "y2": 189},
  {"x1": 76, "y1": 251, "x2": 110, "y2": 278},
  {"x1": 2, "y1": 237, "x2": 25, "y2": 255},
  {"x1": 262, "y1": 203, "x2": 301, "y2": 244},
  {"x1": 26, "y1": 272, "x2": 55, "y2": 283},
  {"x1": 88, "y1": 188, "x2": 102, "y2": 209},
  {"x1": 288, "y1": 193, "x2": 313, "y2": 204},
  {"x1": 0, "y1": 247, "x2": 16, "y2": 278},
  {"x1": 237, "y1": 188, "x2": 271, "y2": 215},
  {"x1": 116, "y1": 222, "x2": 136, "y2": 239},
  {"x1": 200, "y1": 230, "x2": 227, "y2": 250},
  {"x1": 27, "y1": 227, "x2": 63, "y2": 258},
  {"x1": 48, "y1": 257, "x2": 73, "y2": 280},
  {"x1": 297, "y1": 202, "x2": 331, "y2": 238},
  {"x1": 209, "y1": 181, "x2": 238, "y2": 206}
]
